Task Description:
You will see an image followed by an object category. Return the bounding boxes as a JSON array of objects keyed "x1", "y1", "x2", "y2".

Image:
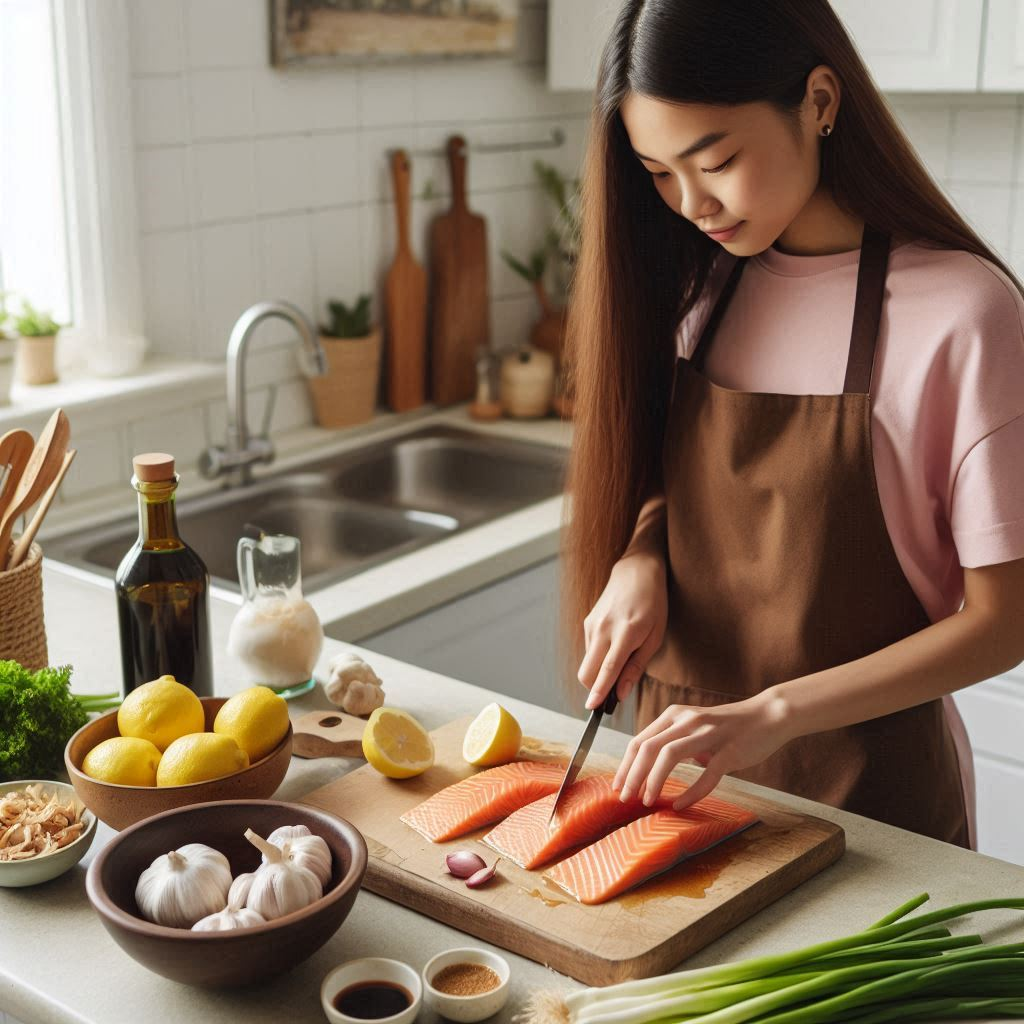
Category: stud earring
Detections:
[{"x1": 821, "y1": 124, "x2": 832, "y2": 137}]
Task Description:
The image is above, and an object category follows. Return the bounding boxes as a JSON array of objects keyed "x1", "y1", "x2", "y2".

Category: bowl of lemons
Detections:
[{"x1": 64, "y1": 677, "x2": 293, "y2": 831}]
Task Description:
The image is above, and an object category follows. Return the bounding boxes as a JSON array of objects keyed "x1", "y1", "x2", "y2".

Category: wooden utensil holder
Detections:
[{"x1": 0, "y1": 542, "x2": 48, "y2": 670}]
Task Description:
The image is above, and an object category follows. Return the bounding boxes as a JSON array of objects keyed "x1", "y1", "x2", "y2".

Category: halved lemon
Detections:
[
  {"x1": 462, "y1": 702, "x2": 522, "y2": 767},
  {"x1": 362, "y1": 708, "x2": 434, "y2": 779}
]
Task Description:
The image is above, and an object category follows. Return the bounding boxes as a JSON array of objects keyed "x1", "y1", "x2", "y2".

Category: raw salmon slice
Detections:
[
  {"x1": 481, "y1": 773, "x2": 689, "y2": 869},
  {"x1": 544, "y1": 796, "x2": 758, "y2": 904},
  {"x1": 400, "y1": 760, "x2": 567, "y2": 842}
]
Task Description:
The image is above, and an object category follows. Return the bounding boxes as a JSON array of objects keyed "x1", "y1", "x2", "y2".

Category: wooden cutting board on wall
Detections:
[
  {"x1": 384, "y1": 148, "x2": 427, "y2": 412},
  {"x1": 301, "y1": 717, "x2": 845, "y2": 986},
  {"x1": 429, "y1": 135, "x2": 490, "y2": 406}
]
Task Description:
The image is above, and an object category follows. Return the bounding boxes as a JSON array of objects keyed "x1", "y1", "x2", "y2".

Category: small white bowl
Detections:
[
  {"x1": 321, "y1": 958, "x2": 422, "y2": 1024},
  {"x1": 422, "y1": 947, "x2": 511, "y2": 1023},
  {"x1": 0, "y1": 780, "x2": 97, "y2": 888}
]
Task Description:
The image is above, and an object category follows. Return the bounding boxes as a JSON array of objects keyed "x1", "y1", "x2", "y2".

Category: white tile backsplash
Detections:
[
  {"x1": 133, "y1": 76, "x2": 188, "y2": 146},
  {"x1": 122, "y1": 5, "x2": 1024, "y2": 509}
]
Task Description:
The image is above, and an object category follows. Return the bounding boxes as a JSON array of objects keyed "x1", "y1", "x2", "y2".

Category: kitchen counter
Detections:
[{"x1": 3, "y1": 570, "x2": 1024, "y2": 1024}]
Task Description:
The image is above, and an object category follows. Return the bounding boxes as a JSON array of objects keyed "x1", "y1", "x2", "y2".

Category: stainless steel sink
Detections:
[{"x1": 45, "y1": 425, "x2": 567, "y2": 592}]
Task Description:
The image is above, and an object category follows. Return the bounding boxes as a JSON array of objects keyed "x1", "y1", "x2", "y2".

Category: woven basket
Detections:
[
  {"x1": 307, "y1": 329, "x2": 382, "y2": 429},
  {"x1": 0, "y1": 543, "x2": 48, "y2": 670}
]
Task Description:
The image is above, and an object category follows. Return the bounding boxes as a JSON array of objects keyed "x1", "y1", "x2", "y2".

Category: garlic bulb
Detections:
[
  {"x1": 192, "y1": 889, "x2": 265, "y2": 932},
  {"x1": 135, "y1": 843, "x2": 232, "y2": 929},
  {"x1": 242, "y1": 828, "x2": 322, "y2": 920},
  {"x1": 324, "y1": 652, "x2": 384, "y2": 715},
  {"x1": 264, "y1": 824, "x2": 333, "y2": 887},
  {"x1": 228, "y1": 871, "x2": 255, "y2": 907}
]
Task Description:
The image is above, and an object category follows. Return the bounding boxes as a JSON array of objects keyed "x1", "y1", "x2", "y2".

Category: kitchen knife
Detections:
[{"x1": 547, "y1": 688, "x2": 619, "y2": 830}]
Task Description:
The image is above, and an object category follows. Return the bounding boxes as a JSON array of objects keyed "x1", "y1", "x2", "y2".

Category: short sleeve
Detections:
[{"x1": 951, "y1": 413, "x2": 1024, "y2": 567}]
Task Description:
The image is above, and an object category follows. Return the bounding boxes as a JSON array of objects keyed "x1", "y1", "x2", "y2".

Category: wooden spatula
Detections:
[
  {"x1": 384, "y1": 148, "x2": 427, "y2": 412},
  {"x1": 0, "y1": 409, "x2": 70, "y2": 570},
  {"x1": 430, "y1": 135, "x2": 490, "y2": 406},
  {"x1": 8, "y1": 448, "x2": 77, "y2": 570},
  {"x1": 0, "y1": 429, "x2": 35, "y2": 525}
]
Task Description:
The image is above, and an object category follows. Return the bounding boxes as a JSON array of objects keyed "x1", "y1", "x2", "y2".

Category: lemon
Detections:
[
  {"x1": 213, "y1": 686, "x2": 290, "y2": 762},
  {"x1": 117, "y1": 675, "x2": 205, "y2": 753},
  {"x1": 362, "y1": 708, "x2": 434, "y2": 779},
  {"x1": 156, "y1": 733, "x2": 249, "y2": 787},
  {"x1": 82, "y1": 736, "x2": 162, "y2": 787},
  {"x1": 462, "y1": 702, "x2": 523, "y2": 766}
]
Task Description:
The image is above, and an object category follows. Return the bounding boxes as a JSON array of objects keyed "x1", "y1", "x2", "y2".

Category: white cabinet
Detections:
[
  {"x1": 981, "y1": 0, "x2": 1024, "y2": 89},
  {"x1": 830, "y1": 0, "x2": 983, "y2": 91},
  {"x1": 354, "y1": 558, "x2": 571, "y2": 715},
  {"x1": 548, "y1": 0, "x2": 1018, "y2": 95},
  {"x1": 952, "y1": 668, "x2": 1024, "y2": 865}
]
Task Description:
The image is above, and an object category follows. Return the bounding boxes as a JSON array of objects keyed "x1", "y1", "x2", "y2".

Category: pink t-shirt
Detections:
[{"x1": 676, "y1": 238, "x2": 1024, "y2": 850}]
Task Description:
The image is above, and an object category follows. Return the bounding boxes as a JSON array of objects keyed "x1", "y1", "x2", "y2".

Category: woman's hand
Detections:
[
  {"x1": 577, "y1": 551, "x2": 668, "y2": 711},
  {"x1": 612, "y1": 691, "x2": 792, "y2": 811}
]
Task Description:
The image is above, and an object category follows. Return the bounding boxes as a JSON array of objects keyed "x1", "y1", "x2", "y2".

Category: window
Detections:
[{"x1": 0, "y1": 0, "x2": 72, "y2": 324}]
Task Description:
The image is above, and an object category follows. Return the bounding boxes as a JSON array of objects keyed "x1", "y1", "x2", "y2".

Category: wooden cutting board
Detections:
[
  {"x1": 301, "y1": 717, "x2": 845, "y2": 986},
  {"x1": 384, "y1": 148, "x2": 427, "y2": 412},
  {"x1": 429, "y1": 135, "x2": 490, "y2": 406}
]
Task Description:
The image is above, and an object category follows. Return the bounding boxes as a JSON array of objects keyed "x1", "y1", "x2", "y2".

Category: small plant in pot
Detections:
[
  {"x1": 307, "y1": 294, "x2": 382, "y2": 429},
  {"x1": 13, "y1": 299, "x2": 64, "y2": 386},
  {"x1": 500, "y1": 160, "x2": 580, "y2": 418}
]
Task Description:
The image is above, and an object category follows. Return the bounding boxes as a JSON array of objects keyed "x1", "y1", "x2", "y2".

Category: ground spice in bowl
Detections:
[{"x1": 430, "y1": 962, "x2": 501, "y2": 996}]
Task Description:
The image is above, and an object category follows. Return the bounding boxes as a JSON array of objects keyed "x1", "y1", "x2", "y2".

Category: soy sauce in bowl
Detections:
[{"x1": 333, "y1": 980, "x2": 411, "y2": 1019}]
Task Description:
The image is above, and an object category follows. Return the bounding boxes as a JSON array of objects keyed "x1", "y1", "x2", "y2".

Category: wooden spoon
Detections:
[
  {"x1": 0, "y1": 429, "x2": 35, "y2": 524},
  {"x1": 8, "y1": 448, "x2": 77, "y2": 570},
  {"x1": 0, "y1": 409, "x2": 70, "y2": 570}
]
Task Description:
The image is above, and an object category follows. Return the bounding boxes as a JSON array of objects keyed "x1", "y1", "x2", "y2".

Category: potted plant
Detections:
[
  {"x1": 307, "y1": 294, "x2": 382, "y2": 429},
  {"x1": 13, "y1": 298, "x2": 64, "y2": 386},
  {"x1": 0, "y1": 292, "x2": 14, "y2": 406},
  {"x1": 500, "y1": 160, "x2": 580, "y2": 417}
]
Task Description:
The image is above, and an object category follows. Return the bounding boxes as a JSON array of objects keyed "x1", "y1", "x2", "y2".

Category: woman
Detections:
[{"x1": 565, "y1": 0, "x2": 1024, "y2": 849}]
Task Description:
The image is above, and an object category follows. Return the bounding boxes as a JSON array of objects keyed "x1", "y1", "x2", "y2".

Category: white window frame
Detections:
[{"x1": 51, "y1": 0, "x2": 147, "y2": 377}]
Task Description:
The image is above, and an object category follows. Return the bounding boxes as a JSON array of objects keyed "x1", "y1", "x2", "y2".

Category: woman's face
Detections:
[{"x1": 619, "y1": 69, "x2": 839, "y2": 255}]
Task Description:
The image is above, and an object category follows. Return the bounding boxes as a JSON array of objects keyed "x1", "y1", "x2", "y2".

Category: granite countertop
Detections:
[{"x1": 3, "y1": 424, "x2": 1024, "y2": 1023}]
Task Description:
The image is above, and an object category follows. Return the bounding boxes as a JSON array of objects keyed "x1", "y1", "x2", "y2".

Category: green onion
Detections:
[{"x1": 535, "y1": 895, "x2": 1024, "y2": 1024}]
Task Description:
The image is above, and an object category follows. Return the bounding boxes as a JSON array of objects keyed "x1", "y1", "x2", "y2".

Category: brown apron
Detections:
[{"x1": 639, "y1": 223, "x2": 970, "y2": 847}]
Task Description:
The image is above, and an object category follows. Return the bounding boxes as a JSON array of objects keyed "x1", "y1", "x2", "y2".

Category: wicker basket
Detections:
[
  {"x1": 307, "y1": 328, "x2": 382, "y2": 429},
  {"x1": 0, "y1": 542, "x2": 48, "y2": 670}
]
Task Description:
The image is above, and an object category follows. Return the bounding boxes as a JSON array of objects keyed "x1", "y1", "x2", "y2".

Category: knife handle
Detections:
[{"x1": 603, "y1": 690, "x2": 619, "y2": 715}]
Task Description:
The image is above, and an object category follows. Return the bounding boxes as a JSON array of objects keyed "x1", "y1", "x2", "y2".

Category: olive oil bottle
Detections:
[{"x1": 115, "y1": 453, "x2": 214, "y2": 698}]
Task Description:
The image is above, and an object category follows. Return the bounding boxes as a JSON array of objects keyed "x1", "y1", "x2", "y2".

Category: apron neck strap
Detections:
[{"x1": 689, "y1": 223, "x2": 893, "y2": 396}]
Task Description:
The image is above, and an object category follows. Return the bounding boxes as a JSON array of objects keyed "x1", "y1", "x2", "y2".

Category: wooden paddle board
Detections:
[
  {"x1": 384, "y1": 148, "x2": 427, "y2": 412},
  {"x1": 301, "y1": 716, "x2": 845, "y2": 986},
  {"x1": 429, "y1": 135, "x2": 490, "y2": 406}
]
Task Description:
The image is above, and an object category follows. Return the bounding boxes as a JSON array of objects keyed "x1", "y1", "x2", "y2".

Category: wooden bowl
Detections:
[
  {"x1": 85, "y1": 800, "x2": 367, "y2": 988},
  {"x1": 64, "y1": 697, "x2": 293, "y2": 830}
]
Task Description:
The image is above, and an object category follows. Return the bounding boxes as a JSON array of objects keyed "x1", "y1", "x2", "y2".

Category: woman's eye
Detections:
[
  {"x1": 652, "y1": 171, "x2": 671, "y2": 179},
  {"x1": 702, "y1": 156, "x2": 735, "y2": 175}
]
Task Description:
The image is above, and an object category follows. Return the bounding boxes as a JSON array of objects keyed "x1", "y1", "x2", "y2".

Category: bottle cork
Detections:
[{"x1": 133, "y1": 453, "x2": 176, "y2": 482}]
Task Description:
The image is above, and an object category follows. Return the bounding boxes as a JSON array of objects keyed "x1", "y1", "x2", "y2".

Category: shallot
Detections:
[
  {"x1": 465, "y1": 858, "x2": 500, "y2": 888},
  {"x1": 444, "y1": 850, "x2": 487, "y2": 879}
]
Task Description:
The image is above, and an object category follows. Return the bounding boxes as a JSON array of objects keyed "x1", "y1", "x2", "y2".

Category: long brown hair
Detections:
[{"x1": 562, "y1": 0, "x2": 1023, "y2": 689}]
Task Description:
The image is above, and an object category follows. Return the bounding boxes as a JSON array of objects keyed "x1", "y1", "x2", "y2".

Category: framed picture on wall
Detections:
[{"x1": 270, "y1": 0, "x2": 520, "y2": 67}]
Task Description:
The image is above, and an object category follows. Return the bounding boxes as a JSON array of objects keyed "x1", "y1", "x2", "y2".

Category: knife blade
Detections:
[{"x1": 547, "y1": 689, "x2": 619, "y2": 830}]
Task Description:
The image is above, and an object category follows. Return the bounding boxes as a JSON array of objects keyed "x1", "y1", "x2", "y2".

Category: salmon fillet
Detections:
[
  {"x1": 481, "y1": 773, "x2": 689, "y2": 869},
  {"x1": 544, "y1": 796, "x2": 758, "y2": 904},
  {"x1": 400, "y1": 760, "x2": 567, "y2": 842}
]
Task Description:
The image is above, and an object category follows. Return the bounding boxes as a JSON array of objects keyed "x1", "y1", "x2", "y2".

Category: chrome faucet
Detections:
[{"x1": 199, "y1": 301, "x2": 327, "y2": 486}]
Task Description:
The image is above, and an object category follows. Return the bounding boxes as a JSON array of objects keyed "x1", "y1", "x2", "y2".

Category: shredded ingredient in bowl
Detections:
[{"x1": 0, "y1": 784, "x2": 86, "y2": 860}]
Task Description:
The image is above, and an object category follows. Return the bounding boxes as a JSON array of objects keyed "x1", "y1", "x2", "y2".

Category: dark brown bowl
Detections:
[
  {"x1": 65, "y1": 697, "x2": 293, "y2": 830},
  {"x1": 86, "y1": 799, "x2": 368, "y2": 988}
]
